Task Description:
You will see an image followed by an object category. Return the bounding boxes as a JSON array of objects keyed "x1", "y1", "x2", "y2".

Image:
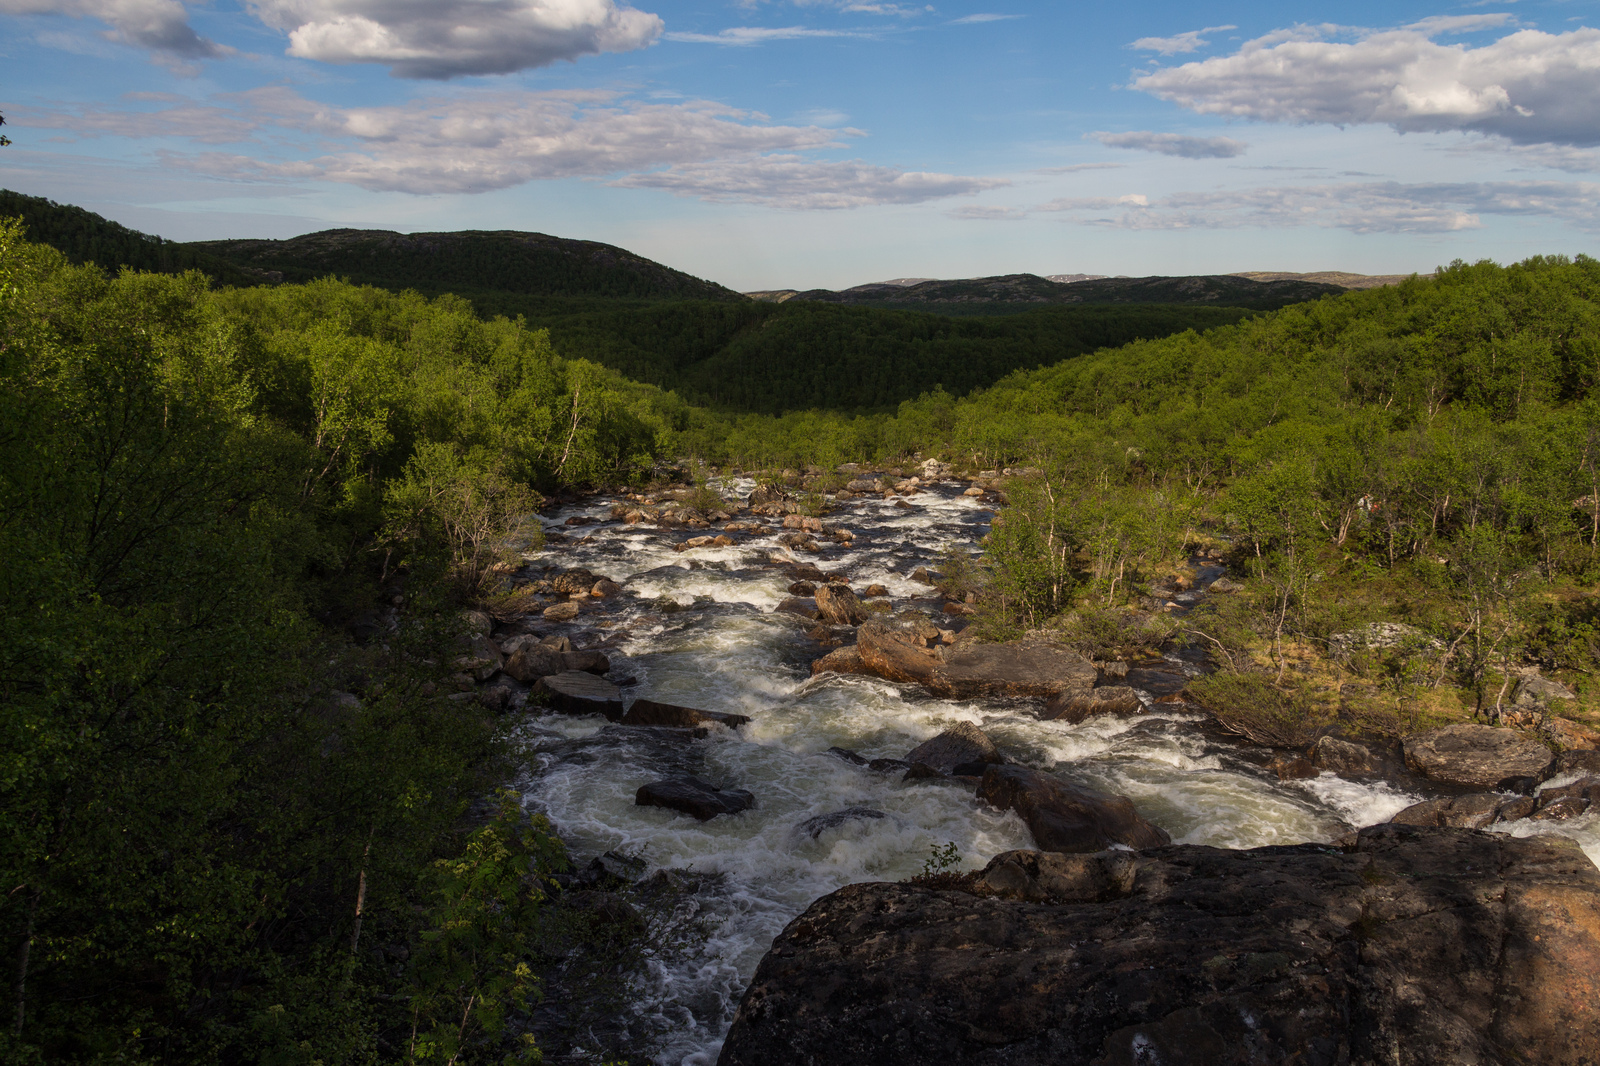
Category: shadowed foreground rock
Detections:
[{"x1": 717, "y1": 825, "x2": 1600, "y2": 1066}]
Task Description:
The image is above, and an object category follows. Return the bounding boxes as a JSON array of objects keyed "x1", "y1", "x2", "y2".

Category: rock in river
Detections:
[
  {"x1": 854, "y1": 621, "x2": 1095, "y2": 700},
  {"x1": 903, "y1": 722, "x2": 1005, "y2": 777},
  {"x1": 636, "y1": 776, "x2": 755, "y2": 821},
  {"x1": 814, "y1": 583, "x2": 868, "y2": 626},
  {"x1": 976, "y1": 764, "x2": 1170, "y2": 852},
  {"x1": 1402, "y1": 722, "x2": 1555, "y2": 789},
  {"x1": 1041, "y1": 685, "x2": 1142, "y2": 723},
  {"x1": 534, "y1": 671, "x2": 624, "y2": 720},
  {"x1": 618, "y1": 698, "x2": 751, "y2": 730},
  {"x1": 717, "y1": 825, "x2": 1600, "y2": 1066}
]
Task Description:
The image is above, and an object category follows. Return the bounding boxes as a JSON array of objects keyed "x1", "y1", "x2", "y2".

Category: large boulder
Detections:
[
  {"x1": 534, "y1": 671, "x2": 624, "y2": 720},
  {"x1": 1403, "y1": 723, "x2": 1555, "y2": 789},
  {"x1": 808, "y1": 645, "x2": 875, "y2": 677},
  {"x1": 903, "y1": 722, "x2": 1004, "y2": 777},
  {"x1": 977, "y1": 765, "x2": 1170, "y2": 852},
  {"x1": 855, "y1": 622, "x2": 1095, "y2": 700},
  {"x1": 502, "y1": 643, "x2": 566, "y2": 682},
  {"x1": 814, "y1": 584, "x2": 868, "y2": 626},
  {"x1": 635, "y1": 776, "x2": 754, "y2": 821},
  {"x1": 618, "y1": 698, "x2": 750, "y2": 730},
  {"x1": 717, "y1": 825, "x2": 1600, "y2": 1066},
  {"x1": 1040, "y1": 685, "x2": 1142, "y2": 723}
]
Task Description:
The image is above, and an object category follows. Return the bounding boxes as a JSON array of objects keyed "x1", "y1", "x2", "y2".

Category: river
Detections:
[{"x1": 510, "y1": 475, "x2": 1600, "y2": 1064}]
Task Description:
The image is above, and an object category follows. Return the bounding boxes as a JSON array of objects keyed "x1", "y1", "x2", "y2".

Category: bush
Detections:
[{"x1": 1187, "y1": 671, "x2": 1335, "y2": 748}]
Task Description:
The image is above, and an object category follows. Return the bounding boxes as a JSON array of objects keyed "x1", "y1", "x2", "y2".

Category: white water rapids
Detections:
[{"x1": 510, "y1": 477, "x2": 1600, "y2": 1064}]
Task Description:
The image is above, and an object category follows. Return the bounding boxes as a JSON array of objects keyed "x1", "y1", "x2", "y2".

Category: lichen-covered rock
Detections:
[
  {"x1": 814, "y1": 584, "x2": 868, "y2": 626},
  {"x1": 1402, "y1": 723, "x2": 1554, "y2": 789},
  {"x1": 976, "y1": 764, "x2": 1171, "y2": 852},
  {"x1": 718, "y1": 826, "x2": 1600, "y2": 1066}
]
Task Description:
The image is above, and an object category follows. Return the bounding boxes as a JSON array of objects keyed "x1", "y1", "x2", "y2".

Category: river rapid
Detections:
[{"x1": 509, "y1": 475, "x2": 1600, "y2": 1065}]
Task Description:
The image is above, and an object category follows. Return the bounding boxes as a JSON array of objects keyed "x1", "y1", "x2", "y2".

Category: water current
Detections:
[{"x1": 511, "y1": 476, "x2": 1600, "y2": 1064}]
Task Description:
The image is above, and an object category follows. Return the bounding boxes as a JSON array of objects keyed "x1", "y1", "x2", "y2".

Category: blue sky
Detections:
[{"x1": 4, "y1": 0, "x2": 1599, "y2": 288}]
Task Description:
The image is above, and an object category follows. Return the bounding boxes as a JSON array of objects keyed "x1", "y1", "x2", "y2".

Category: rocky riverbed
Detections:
[{"x1": 462, "y1": 469, "x2": 1600, "y2": 1064}]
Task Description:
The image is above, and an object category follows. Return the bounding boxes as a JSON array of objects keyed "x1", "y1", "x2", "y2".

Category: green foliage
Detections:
[
  {"x1": 920, "y1": 842, "x2": 961, "y2": 877},
  {"x1": 1187, "y1": 672, "x2": 1335, "y2": 748},
  {"x1": 407, "y1": 793, "x2": 567, "y2": 1066}
]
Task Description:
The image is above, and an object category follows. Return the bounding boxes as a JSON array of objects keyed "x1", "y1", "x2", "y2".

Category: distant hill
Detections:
[
  {"x1": 187, "y1": 228, "x2": 744, "y2": 303},
  {"x1": 0, "y1": 189, "x2": 265, "y2": 287},
  {"x1": 765, "y1": 272, "x2": 1346, "y2": 313},
  {"x1": 1230, "y1": 270, "x2": 1433, "y2": 290}
]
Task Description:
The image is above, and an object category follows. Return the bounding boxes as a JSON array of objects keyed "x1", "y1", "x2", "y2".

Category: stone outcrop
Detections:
[
  {"x1": 1040, "y1": 685, "x2": 1142, "y2": 723},
  {"x1": 976, "y1": 765, "x2": 1171, "y2": 852},
  {"x1": 635, "y1": 776, "x2": 754, "y2": 820},
  {"x1": 814, "y1": 584, "x2": 868, "y2": 626},
  {"x1": 618, "y1": 698, "x2": 750, "y2": 730},
  {"x1": 1402, "y1": 723, "x2": 1555, "y2": 789},
  {"x1": 809, "y1": 645, "x2": 873, "y2": 677},
  {"x1": 903, "y1": 722, "x2": 1004, "y2": 777},
  {"x1": 534, "y1": 671, "x2": 624, "y2": 720},
  {"x1": 718, "y1": 825, "x2": 1600, "y2": 1066},
  {"x1": 1394, "y1": 776, "x2": 1600, "y2": 827},
  {"x1": 854, "y1": 621, "x2": 1095, "y2": 700}
]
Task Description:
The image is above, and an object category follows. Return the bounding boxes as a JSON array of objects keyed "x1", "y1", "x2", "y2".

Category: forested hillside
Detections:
[
  {"x1": 0, "y1": 189, "x2": 264, "y2": 286},
  {"x1": 188, "y1": 227, "x2": 744, "y2": 302}
]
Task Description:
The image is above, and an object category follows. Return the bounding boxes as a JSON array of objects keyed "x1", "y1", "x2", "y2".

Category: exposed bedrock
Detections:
[
  {"x1": 718, "y1": 825, "x2": 1600, "y2": 1066},
  {"x1": 854, "y1": 620, "x2": 1096, "y2": 699}
]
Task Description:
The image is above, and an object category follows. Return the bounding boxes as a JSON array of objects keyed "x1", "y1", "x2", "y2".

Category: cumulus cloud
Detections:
[
  {"x1": 1131, "y1": 24, "x2": 1236, "y2": 56},
  {"x1": 2, "y1": 0, "x2": 227, "y2": 58},
  {"x1": 1089, "y1": 130, "x2": 1247, "y2": 158},
  {"x1": 1038, "y1": 180, "x2": 1600, "y2": 233},
  {"x1": 244, "y1": 0, "x2": 662, "y2": 78},
  {"x1": 612, "y1": 155, "x2": 1007, "y2": 209},
  {"x1": 1133, "y1": 19, "x2": 1600, "y2": 147}
]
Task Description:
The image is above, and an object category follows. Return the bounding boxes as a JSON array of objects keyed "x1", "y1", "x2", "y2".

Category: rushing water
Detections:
[{"x1": 509, "y1": 477, "x2": 1597, "y2": 1064}]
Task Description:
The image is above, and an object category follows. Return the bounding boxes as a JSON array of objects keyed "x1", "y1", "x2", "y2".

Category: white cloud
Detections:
[
  {"x1": 1038, "y1": 193, "x2": 1150, "y2": 211},
  {"x1": 1131, "y1": 24, "x2": 1236, "y2": 56},
  {"x1": 612, "y1": 155, "x2": 1007, "y2": 209},
  {"x1": 1134, "y1": 20, "x2": 1600, "y2": 147},
  {"x1": 1038, "y1": 180, "x2": 1600, "y2": 233},
  {"x1": 1031, "y1": 162, "x2": 1125, "y2": 174},
  {"x1": 36, "y1": 87, "x2": 1003, "y2": 207},
  {"x1": 1089, "y1": 130, "x2": 1247, "y2": 158},
  {"x1": 949, "y1": 13, "x2": 1021, "y2": 24},
  {"x1": 948, "y1": 204, "x2": 1027, "y2": 219},
  {"x1": 665, "y1": 25, "x2": 861, "y2": 45},
  {"x1": 2, "y1": 0, "x2": 227, "y2": 57},
  {"x1": 245, "y1": 0, "x2": 662, "y2": 78}
]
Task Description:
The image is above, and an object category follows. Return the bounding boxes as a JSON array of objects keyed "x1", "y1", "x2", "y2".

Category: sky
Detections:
[{"x1": 3, "y1": 0, "x2": 1600, "y2": 289}]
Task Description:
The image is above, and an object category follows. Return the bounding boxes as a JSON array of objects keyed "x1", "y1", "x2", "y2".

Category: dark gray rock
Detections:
[
  {"x1": 1040, "y1": 685, "x2": 1142, "y2": 723},
  {"x1": 977, "y1": 764, "x2": 1170, "y2": 852},
  {"x1": 1310, "y1": 734, "x2": 1383, "y2": 776},
  {"x1": 903, "y1": 722, "x2": 1003, "y2": 776},
  {"x1": 635, "y1": 776, "x2": 754, "y2": 821},
  {"x1": 502, "y1": 643, "x2": 566, "y2": 682},
  {"x1": 1390, "y1": 792, "x2": 1506, "y2": 829},
  {"x1": 717, "y1": 826, "x2": 1600, "y2": 1066},
  {"x1": 619, "y1": 698, "x2": 750, "y2": 730},
  {"x1": 534, "y1": 671, "x2": 624, "y2": 720},
  {"x1": 795, "y1": 807, "x2": 887, "y2": 840},
  {"x1": 1403, "y1": 723, "x2": 1555, "y2": 789}
]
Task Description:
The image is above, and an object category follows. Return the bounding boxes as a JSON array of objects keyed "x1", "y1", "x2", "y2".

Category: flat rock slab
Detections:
[
  {"x1": 535, "y1": 671, "x2": 624, "y2": 720},
  {"x1": 718, "y1": 825, "x2": 1600, "y2": 1066},
  {"x1": 856, "y1": 622, "x2": 1095, "y2": 699},
  {"x1": 635, "y1": 776, "x2": 754, "y2": 821},
  {"x1": 903, "y1": 722, "x2": 1004, "y2": 776},
  {"x1": 1403, "y1": 723, "x2": 1554, "y2": 789},
  {"x1": 619, "y1": 698, "x2": 750, "y2": 730},
  {"x1": 977, "y1": 764, "x2": 1170, "y2": 852},
  {"x1": 1041, "y1": 685, "x2": 1142, "y2": 723}
]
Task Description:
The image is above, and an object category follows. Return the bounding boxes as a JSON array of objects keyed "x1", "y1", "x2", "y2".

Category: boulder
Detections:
[
  {"x1": 977, "y1": 764, "x2": 1170, "y2": 852},
  {"x1": 795, "y1": 807, "x2": 887, "y2": 840},
  {"x1": 1557, "y1": 749, "x2": 1600, "y2": 775},
  {"x1": 459, "y1": 609, "x2": 493, "y2": 635},
  {"x1": 1402, "y1": 723, "x2": 1555, "y2": 789},
  {"x1": 775, "y1": 596, "x2": 821, "y2": 621},
  {"x1": 903, "y1": 722, "x2": 1004, "y2": 777},
  {"x1": 1040, "y1": 685, "x2": 1142, "y2": 723},
  {"x1": 787, "y1": 580, "x2": 817, "y2": 596},
  {"x1": 534, "y1": 671, "x2": 624, "y2": 720},
  {"x1": 809, "y1": 645, "x2": 873, "y2": 677},
  {"x1": 1516, "y1": 672, "x2": 1576, "y2": 706},
  {"x1": 550, "y1": 568, "x2": 596, "y2": 594},
  {"x1": 636, "y1": 776, "x2": 754, "y2": 820},
  {"x1": 1543, "y1": 716, "x2": 1600, "y2": 751},
  {"x1": 814, "y1": 584, "x2": 868, "y2": 626},
  {"x1": 1329, "y1": 621, "x2": 1444, "y2": 661},
  {"x1": 543, "y1": 600, "x2": 581, "y2": 622},
  {"x1": 1390, "y1": 792, "x2": 1506, "y2": 829},
  {"x1": 864, "y1": 584, "x2": 889, "y2": 598},
  {"x1": 1310, "y1": 734, "x2": 1383, "y2": 776},
  {"x1": 1207, "y1": 576, "x2": 1243, "y2": 593},
  {"x1": 502, "y1": 643, "x2": 567, "y2": 683},
  {"x1": 591, "y1": 578, "x2": 623, "y2": 598},
  {"x1": 717, "y1": 826, "x2": 1600, "y2": 1066},
  {"x1": 561, "y1": 649, "x2": 611, "y2": 675},
  {"x1": 854, "y1": 622, "x2": 1096, "y2": 700},
  {"x1": 619, "y1": 698, "x2": 750, "y2": 730}
]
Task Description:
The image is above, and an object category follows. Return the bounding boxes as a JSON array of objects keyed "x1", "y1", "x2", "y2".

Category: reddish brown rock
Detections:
[
  {"x1": 977, "y1": 764, "x2": 1170, "y2": 852},
  {"x1": 1041, "y1": 685, "x2": 1142, "y2": 723},
  {"x1": 809, "y1": 645, "x2": 873, "y2": 677}
]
